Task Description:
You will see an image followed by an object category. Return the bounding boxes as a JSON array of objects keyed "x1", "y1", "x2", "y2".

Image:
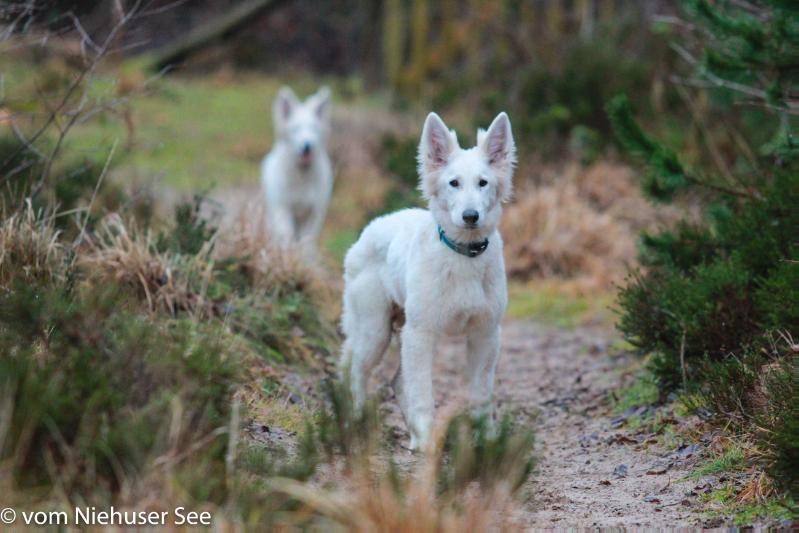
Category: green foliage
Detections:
[
  {"x1": 689, "y1": 445, "x2": 747, "y2": 479},
  {"x1": 756, "y1": 355, "x2": 799, "y2": 495},
  {"x1": 617, "y1": 173, "x2": 798, "y2": 390},
  {"x1": 377, "y1": 134, "x2": 424, "y2": 215},
  {"x1": 687, "y1": 0, "x2": 797, "y2": 88},
  {"x1": 425, "y1": 17, "x2": 674, "y2": 159},
  {"x1": 606, "y1": 95, "x2": 688, "y2": 202},
  {"x1": 314, "y1": 379, "x2": 381, "y2": 460},
  {"x1": 0, "y1": 136, "x2": 116, "y2": 222},
  {"x1": 0, "y1": 283, "x2": 239, "y2": 500},
  {"x1": 610, "y1": 0, "x2": 798, "y2": 495},
  {"x1": 439, "y1": 414, "x2": 535, "y2": 495},
  {"x1": 514, "y1": 33, "x2": 655, "y2": 155},
  {"x1": 156, "y1": 195, "x2": 217, "y2": 255},
  {"x1": 102, "y1": 193, "x2": 338, "y2": 366},
  {"x1": 612, "y1": 374, "x2": 660, "y2": 414},
  {"x1": 701, "y1": 482, "x2": 798, "y2": 525},
  {"x1": 0, "y1": 196, "x2": 337, "y2": 509}
]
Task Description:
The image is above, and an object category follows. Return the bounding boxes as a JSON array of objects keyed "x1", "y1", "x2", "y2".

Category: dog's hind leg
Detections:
[{"x1": 341, "y1": 272, "x2": 392, "y2": 410}]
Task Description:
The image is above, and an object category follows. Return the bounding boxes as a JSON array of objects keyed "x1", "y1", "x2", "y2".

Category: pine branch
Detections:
[{"x1": 606, "y1": 94, "x2": 755, "y2": 203}]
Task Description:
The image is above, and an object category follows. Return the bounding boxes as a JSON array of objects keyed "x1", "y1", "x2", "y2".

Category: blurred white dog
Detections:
[
  {"x1": 261, "y1": 86, "x2": 332, "y2": 255},
  {"x1": 340, "y1": 111, "x2": 516, "y2": 450}
]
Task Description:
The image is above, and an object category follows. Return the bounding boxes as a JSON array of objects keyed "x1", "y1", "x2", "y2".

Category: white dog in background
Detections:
[
  {"x1": 340, "y1": 111, "x2": 516, "y2": 450},
  {"x1": 261, "y1": 86, "x2": 332, "y2": 256}
]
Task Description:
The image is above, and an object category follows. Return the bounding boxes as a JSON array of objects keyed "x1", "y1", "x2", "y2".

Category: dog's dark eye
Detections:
[
  {"x1": 478, "y1": 179, "x2": 488, "y2": 187},
  {"x1": 449, "y1": 179, "x2": 459, "y2": 187}
]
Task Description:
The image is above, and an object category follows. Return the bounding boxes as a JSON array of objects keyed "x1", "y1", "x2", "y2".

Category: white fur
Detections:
[
  {"x1": 261, "y1": 86, "x2": 333, "y2": 256},
  {"x1": 340, "y1": 112, "x2": 516, "y2": 450}
]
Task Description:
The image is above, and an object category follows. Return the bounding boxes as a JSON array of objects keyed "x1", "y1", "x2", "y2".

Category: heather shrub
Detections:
[
  {"x1": 0, "y1": 197, "x2": 337, "y2": 508},
  {"x1": 0, "y1": 283, "x2": 240, "y2": 500}
]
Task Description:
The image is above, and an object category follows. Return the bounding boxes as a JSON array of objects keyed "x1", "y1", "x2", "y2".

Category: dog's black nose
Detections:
[
  {"x1": 301, "y1": 143, "x2": 312, "y2": 156},
  {"x1": 462, "y1": 209, "x2": 479, "y2": 225}
]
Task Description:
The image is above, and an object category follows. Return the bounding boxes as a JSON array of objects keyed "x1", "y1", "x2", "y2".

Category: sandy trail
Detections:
[{"x1": 373, "y1": 319, "x2": 709, "y2": 528}]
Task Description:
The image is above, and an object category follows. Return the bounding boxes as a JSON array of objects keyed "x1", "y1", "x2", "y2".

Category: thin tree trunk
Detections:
[
  {"x1": 382, "y1": 0, "x2": 405, "y2": 89},
  {"x1": 145, "y1": 0, "x2": 292, "y2": 72}
]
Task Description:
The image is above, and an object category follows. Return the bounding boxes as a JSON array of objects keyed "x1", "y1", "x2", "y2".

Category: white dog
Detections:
[
  {"x1": 261, "y1": 86, "x2": 332, "y2": 256},
  {"x1": 340, "y1": 111, "x2": 516, "y2": 450}
]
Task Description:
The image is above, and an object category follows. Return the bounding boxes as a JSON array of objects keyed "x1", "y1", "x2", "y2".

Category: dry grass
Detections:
[
  {"x1": 271, "y1": 414, "x2": 526, "y2": 532},
  {"x1": 212, "y1": 190, "x2": 318, "y2": 289},
  {"x1": 502, "y1": 161, "x2": 689, "y2": 290},
  {"x1": 80, "y1": 213, "x2": 214, "y2": 316},
  {"x1": 0, "y1": 201, "x2": 64, "y2": 286},
  {"x1": 324, "y1": 103, "x2": 417, "y2": 235},
  {"x1": 211, "y1": 188, "x2": 339, "y2": 324}
]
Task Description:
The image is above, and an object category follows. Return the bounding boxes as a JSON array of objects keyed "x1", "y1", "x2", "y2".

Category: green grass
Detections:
[
  {"x1": 506, "y1": 282, "x2": 613, "y2": 327},
  {"x1": 701, "y1": 482, "x2": 797, "y2": 525},
  {"x1": 729, "y1": 499, "x2": 797, "y2": 526},
  {"x1": 326, "y1": 228, "x2": 360, "y2": 264},
  {"x1": 611, "y1": 373, "x2": 659, "y2": 414},
  {"x1": 690, "y1": 445, "x2": 747, "y2": 479},
  {"x1": 0, "y1": 56, "x2": 376, "y2": 191},
  {"x1": 70, "y1": 74, "x2": 281, "y2": 190}
]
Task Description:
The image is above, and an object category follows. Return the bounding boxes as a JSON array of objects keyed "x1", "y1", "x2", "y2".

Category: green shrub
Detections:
[
  {"x1": 377, "y1": 134, "x2": 424, "y2": 216},
  {"x1": 0, "y1": 192, "x2": 340, "y2": 510},
  {"x1": 756, "y1": 355, "x2": 799, "y2": 495},
  {"x1": 513, "y1": 32, "x2": 655, "y2": 153},
  {"x1": 0, "y1": 283, "x2": 240, "y2": 500},
  {"x1": 439, "y1": 414, "x2": 535, "y2": 495},
  {"x1": 0, "y1": 136, "x2": 120, "y2": 226},
  {"x1": 608, "y1": 0, "x2": 798, "y2": 495},
  {"x1": 616, "y1": 173, "x2": 798, "y2": 390},
  {"x1": 156, "y1": 195, "x2": 217, "y2": 255}
]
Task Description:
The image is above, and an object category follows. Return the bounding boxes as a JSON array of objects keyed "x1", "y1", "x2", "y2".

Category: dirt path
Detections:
[
  {"x1": 374, "y1": 319, "x2": 710, "y2": 528},
  {"x1": 214, "y1": 113, "x2": 716, "y2": 525}
]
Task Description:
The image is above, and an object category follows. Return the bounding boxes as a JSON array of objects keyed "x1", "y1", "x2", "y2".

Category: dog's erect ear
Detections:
[
  {"x1": 273, "y1": 86, "x2": 299, "y2": 128},
  {"x1": 418, "y1": 112, "x2": 457, "y2": 189},
  {"x1": 479, "y1": 112, "x2": 516, "y2": 201},
  {"x1": 309, "y1": 86, "x2": 331, "y2": 123}
]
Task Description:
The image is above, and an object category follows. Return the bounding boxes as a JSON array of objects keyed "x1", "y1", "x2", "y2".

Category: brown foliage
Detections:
[{"x1": 502, "y1": 161, "x2": 688, "y2": 290}]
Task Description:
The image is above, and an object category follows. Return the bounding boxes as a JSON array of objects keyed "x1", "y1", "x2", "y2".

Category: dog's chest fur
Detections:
[
  {"x1": 422, "y1": 252, "x2": 503, "y2": 334},
  {"x1": 380, "y1": 214, "x2": 506, "y2": 334}
]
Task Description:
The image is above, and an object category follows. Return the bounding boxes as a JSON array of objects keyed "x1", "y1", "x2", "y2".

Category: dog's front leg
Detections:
[
  {"x1": 466, "y1": 323, "x2": 501, "y2": 423},
  {"x1": 268, "y1": 207, "x2": 296, "y2": 246},
  {"x1": 399, "y1": 323, "x2": 436, "y2": 451},
  {"x1": 298, "y1": 203, "x2": 328, "y2": 259}
]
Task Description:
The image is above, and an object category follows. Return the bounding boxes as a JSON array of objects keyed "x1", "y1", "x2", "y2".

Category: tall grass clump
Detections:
[
  {"x1": 608, "y1": 0, "x2": 798, "y2": 496},
  {"x1": 0, "y1": 197, "x2": 338, "y2": 512},
  {"x1": 0, "y1": 7, "x2": 341, "y2": 524},
  {"x1": 272, "y1": 380, "x2": 536, "y2": 531}
]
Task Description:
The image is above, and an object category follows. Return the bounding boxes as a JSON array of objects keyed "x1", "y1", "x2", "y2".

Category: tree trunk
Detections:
[{"x1": 145, "y1": 0, "x2": 292, "y2": 73}]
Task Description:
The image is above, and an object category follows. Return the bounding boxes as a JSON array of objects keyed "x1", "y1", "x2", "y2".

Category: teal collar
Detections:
[{"x1": 438, "y1": 225, "x2": 489, "y2": 258}]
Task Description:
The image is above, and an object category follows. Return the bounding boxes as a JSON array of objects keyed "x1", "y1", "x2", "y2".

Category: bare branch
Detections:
[
  {"x1": 670, "y1": 43, "x2": 771, "y2": 102},
  {"x1": 68, "y1": 11, "x2": 102, "y2": 57}
]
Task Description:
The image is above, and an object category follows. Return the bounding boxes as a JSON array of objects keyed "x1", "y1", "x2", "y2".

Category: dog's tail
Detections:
[{"x1": 341, "y1": 227, "x2": 375, "y2": 284}]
